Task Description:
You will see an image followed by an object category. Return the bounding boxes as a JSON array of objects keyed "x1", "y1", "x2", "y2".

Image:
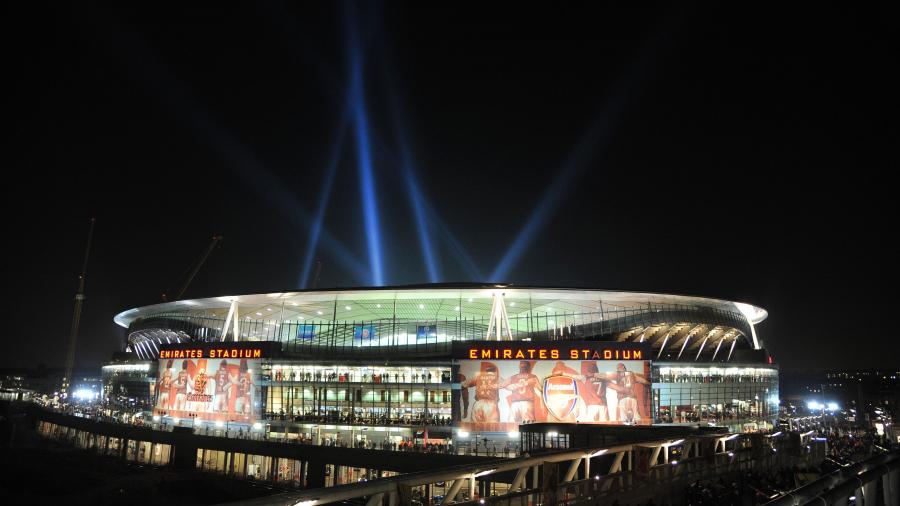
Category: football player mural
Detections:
[
  {"x1": 458, "y1": 354, "x2": 650, "y2": 431},
  {"x1": 154, "y1": 357, "x2": 259, "y2": 423}
]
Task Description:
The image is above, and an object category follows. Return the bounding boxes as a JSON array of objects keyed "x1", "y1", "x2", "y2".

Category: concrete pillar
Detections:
[
  {"x1": 307, "y1": 461, "x2": 326, "y2": 489},
  {"x1": 883, "y1": 468, "x2": 899, "y2": 506},
  {"x1": 862, "y1": 479, "x2": 876, "y2": 505}
]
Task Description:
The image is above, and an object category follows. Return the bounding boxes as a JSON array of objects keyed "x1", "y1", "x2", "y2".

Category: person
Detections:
[
  {"x1": 504, "y1": 361, "x2": 543, "y2": 423},
  {"x1": 461, "y1": 362, "x2": 508, "y2": 423},
  {"x1": 609, "y1": 363, "x2": 649, "y2": 423},
  {"x1": 235, "y1": 359, "x2": 254, "y2": 416},
  {"x1": 157, "y1": 359, "x2": 174, "y2": 409},
  {"x1": 579, "y1": 361, "x2": 611, "y2": 422},
  {"x1": 189, "y1": 363, "x2": 210, "y2": 412},
  {"x1": 173, "y1": 360, "x2": 189, "y2": 410},
  {"x1": 457, "y1": 372, "x2": 470, "y2": 420},
  {"x1": 212, "y1": 360, "x2": 235, "y2": 413}
]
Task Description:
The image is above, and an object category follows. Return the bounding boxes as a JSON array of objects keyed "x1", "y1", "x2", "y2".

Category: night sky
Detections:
[{"x1": 5, "y1": 3, "x2": 898, "y2": 372}]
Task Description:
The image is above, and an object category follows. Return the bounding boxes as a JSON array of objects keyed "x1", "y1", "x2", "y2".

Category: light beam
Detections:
[{"x1": 346, "y1": 5, "x2": 384, "y2": 285}]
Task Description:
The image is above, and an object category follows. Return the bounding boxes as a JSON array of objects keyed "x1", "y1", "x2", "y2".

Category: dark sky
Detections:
[{"x1": 5, "y1": 3, "x2": 898, "y2": 372}]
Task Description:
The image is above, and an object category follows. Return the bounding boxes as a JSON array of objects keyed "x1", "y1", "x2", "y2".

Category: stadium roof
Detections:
[{"x1": 114, "y1": 283, "x2": 767, "y2": 328}]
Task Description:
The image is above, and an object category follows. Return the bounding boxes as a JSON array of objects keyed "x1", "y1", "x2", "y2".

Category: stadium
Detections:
[{"x1": 112, "y1": 284, "x2": 778, "y2": 448}]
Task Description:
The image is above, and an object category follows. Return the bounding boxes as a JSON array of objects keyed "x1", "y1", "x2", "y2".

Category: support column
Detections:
[
  {"x1": 306, "y1": 461, "x2": 326, "y2": 489},
  {"x1": 862, "y1": 480, "x2": 877, "y2": 506},
  {"x1": 884, "y1": 468, "x2": 900, "y2": 506}
]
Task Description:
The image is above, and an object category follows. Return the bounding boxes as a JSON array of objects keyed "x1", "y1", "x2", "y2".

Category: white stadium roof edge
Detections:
[{"x1": 113, "y1": 283, "x2": 767, "y2": 329}]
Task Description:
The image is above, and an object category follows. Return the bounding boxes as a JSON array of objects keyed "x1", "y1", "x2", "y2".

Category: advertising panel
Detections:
[
  {"x1": 354, "y1": 324, "x2": 376, "y2": 340},
  {"x1": 295, "y1": 323, "x2": 317, "y2": 341},
  {"x1": 416, "y1": 325, "x2": 437, "y2": 342},
  {"x1": 456, "y1": 341, "x2": 651, "y2": 432},
  {"x1": 154, "y1": 344, "x2": 268, "y2": 423}
]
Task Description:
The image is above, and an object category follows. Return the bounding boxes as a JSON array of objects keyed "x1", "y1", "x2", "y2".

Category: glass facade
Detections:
[
  {"x1": 652, "y1": 362, "x2": 779, "y2": 431},
  {"x1": 101, "y1": 361, "x2": 154, "y2": 414},
  {"x1": 262, "y1": 362, "x2": 453, "y2": 426}
]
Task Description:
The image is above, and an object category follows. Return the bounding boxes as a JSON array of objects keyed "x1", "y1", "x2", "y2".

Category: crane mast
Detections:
[{"x1": 62, "y1": 218, "x2": 95, "y2": 401}]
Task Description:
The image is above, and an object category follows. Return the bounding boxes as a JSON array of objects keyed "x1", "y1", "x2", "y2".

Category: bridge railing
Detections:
[{"x1": 224, "y1": 431, "x2": 824, "y2": 506}]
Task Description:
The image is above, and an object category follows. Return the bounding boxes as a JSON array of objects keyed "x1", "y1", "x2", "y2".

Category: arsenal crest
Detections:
[{"x1": 543, "y1": 375, "x2": 579, "y2": 420}]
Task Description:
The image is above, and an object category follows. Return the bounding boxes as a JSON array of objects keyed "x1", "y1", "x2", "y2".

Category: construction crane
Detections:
[
  {"x1": 62, "y1": 218, "x2": 95, "y2": 401},
  {"x1": 162, "y1": 235, "x2": 223, "y2": 302}
]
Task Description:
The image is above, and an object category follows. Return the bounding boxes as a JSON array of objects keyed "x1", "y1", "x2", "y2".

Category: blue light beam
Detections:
[
  {"x1": 346, "y1": 7, "x2": 385, "y2": 286},
  {"x1": 97, "y1": 12, "x2": 370, "y2": 283},
  {"x1": 299, "y1": 120, "x2": 349, "y2": 288},
  {"x1": 490, "y1": 46, "x2": 661, "y2": 282},
  {"x1": 403, "y1": 165, "x2": 440, "y2": 282}
]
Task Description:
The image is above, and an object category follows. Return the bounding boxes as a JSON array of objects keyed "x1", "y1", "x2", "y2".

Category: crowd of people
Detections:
[
  {"x1": 821, "y1": 426, "x2": 887, "y2": 463},
  {"x1": 263, "y1": 411, "x2": 454, "y2": 426},
  {"x1": 682, "y1": 465, "x2": 827, "y2": 506},
  {"x1": 270, "y1": 369, "x2": 451, "y2": 384},
  {"x1": 655, "y1": 370, "x2": 776, "y2": 384}
]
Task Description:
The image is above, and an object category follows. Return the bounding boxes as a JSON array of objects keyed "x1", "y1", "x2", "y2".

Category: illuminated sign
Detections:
[
  {"x1": 156, "y1": 342, "x2": 279, "y2": 361},
  {"x1": 467, "y1": 347, "x2": 643, "y2": 361},
  {"x1": 159, "y1": 348, "x2": 263, "y2": 359}
]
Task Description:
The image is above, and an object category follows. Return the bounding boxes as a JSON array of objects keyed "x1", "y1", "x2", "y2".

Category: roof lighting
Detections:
[
  {"x1": 589, "y1": 449, "x2": 608, "y2": 458},
  {"x1": 454, "y1": 306, "x2": 460, "y2": 311},
  {"x1": 418, "y1": 304, "x2": 425, "y2": 309},
  {"x1": 317, "y1": 310, "x2": 323, "y2": 315},
  {"x1": 345, "y1": 306, "x2": 352, "y2": 310},
  {"x1": 474, "y1": 469, "x2": 496, "y2": 477}
]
